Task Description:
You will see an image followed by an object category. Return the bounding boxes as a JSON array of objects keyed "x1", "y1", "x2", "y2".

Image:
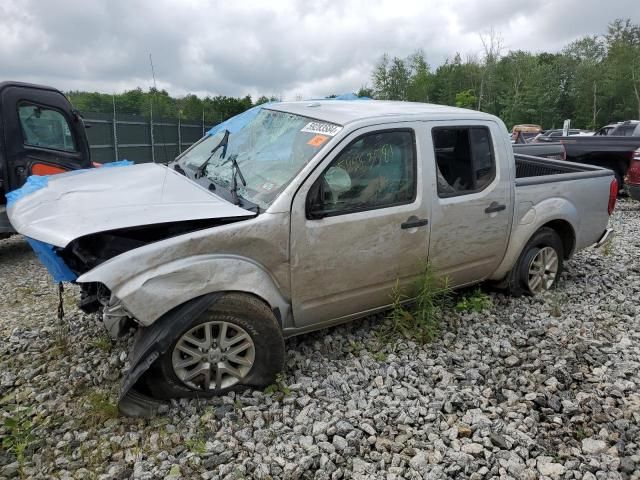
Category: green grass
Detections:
[
  {"x1": 50, "y1": 321, "x2": 71, "y2": 356},
  {"x1": 89, "y1": 334, "x2": 112, "y2": 352},
  {"x1": 185, "y1": 435, "x2": 206, "y2": 455},
  {"x1": 454, "y1": 288, "x2": 493, "y2": 313},
  {"x1": 2, "y1": 406, "x2": 34, "y2": 471},
  {"x1": 549, "y1": 291, "x2": 566, "y2": 318},
  {"x1": 264, "y1": 373, "x2": 291, "y2": 398},
  {"x1": 85, "y1": 390, "x2": 118, "y2": 425},
  {"x1": 347, "y1": 340, "x2": 364, "y2": 355},
  {"x1": 377, "y1": 263, "x2": 451, "y2": 344},
  {"x1": 372, "y1": 351, "x2": 388, "y2": 362},
  {"x1": 601, "y1": 237, "x2": 614, "y2": 256}
]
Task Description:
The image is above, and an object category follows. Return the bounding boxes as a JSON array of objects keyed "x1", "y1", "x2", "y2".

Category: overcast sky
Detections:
[{"x1": 1, "y1": 0, "x2": 638, "y2": 100}]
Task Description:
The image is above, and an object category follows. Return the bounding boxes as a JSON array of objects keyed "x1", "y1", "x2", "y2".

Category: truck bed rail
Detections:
[{"x1": 515, "y1": 154, "x2": 613, "y2": 186}]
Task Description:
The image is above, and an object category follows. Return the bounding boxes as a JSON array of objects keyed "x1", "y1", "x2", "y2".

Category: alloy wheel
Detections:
[
  {"x1": 527, "y1": 246, "x2": 559, "y2": 294},
  {"x1": 172, "y1": 321, "x2": 255, "y2": 391}
]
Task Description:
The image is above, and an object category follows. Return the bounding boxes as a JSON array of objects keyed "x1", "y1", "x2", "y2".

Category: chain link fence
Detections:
[{"x1": 82, "y1": 112, "x2": 216, "y2": 164}]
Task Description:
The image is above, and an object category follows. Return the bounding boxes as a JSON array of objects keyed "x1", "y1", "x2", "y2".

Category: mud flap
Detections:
[{"x1": 118, "y1": 292, "x2": 223, "y2": 417}]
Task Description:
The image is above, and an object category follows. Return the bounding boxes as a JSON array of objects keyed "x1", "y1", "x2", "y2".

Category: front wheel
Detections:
[
  {"x1": 145, "y1": 293, "x2": 285, "y2": 400},
  {"x1": 506, "y1": 227, "x2": 564, "y2": 296}
]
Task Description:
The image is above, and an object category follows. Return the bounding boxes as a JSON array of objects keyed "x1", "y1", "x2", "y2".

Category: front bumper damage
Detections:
[
  {"x1": 594, "y1": 228, "x2": 614, "y2": 248},
  {"x1": 102, "y1": 295, "x2": 133, "y2": 339}
]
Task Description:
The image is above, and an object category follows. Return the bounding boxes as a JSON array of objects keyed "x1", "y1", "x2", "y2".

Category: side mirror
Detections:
[{"x1": 306, "y1": 180, "x2": 327, "y2": 219}]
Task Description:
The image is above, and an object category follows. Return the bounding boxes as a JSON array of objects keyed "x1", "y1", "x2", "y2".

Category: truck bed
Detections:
[
  {"x1": 515, "y1": 154, "x2": 613, "y2": 185},
  {"x1": 511, "y1": 154, "x2": 614, "y2": 257}
]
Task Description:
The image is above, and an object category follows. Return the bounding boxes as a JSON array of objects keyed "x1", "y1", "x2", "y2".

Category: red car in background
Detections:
[{"x1": 627, "y1": 148, "x2": 640, "y2": 201}]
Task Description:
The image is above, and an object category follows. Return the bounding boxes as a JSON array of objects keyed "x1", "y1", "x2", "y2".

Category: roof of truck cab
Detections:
[
  {"x1": 265, "y1": 100, "x2": 495, "y2": 125},
  {"x1": 0, "y1": 81, "x2": 63, "y2": 94}
]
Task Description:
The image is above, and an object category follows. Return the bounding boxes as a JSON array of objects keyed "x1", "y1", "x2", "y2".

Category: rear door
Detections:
[
  {"x1": 289, "y1": 123, "x2": 431, "y2": 327},
  {"x1": 1, "y1": 84, "x2": 91, "y2": 192},
  {"x1": 426, "y1": 120, "x2": 513, "y2": 286}
]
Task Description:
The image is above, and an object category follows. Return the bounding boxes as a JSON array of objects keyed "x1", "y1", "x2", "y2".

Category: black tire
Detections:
[
  {"x1": 506, "y1": 227, "x2": 564, "y2": 297},
  {"x1": 145, "y1": 293, "x2": 285, "y2": 400}
]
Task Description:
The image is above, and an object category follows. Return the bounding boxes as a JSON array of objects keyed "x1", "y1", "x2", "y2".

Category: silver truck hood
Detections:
[{"x1": 7, "y1": 163, "x2": 253, "y2": 247}]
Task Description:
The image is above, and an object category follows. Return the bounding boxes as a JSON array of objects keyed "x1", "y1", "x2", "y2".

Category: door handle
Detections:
[
  {"x1": 485, "y1": 202, "x2": 506, "y2": 214},
  {"x1": 401, "y1": 217, "x2": 429, "y2": 229}
]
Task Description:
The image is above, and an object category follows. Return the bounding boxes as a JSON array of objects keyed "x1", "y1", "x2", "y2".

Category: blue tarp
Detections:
[
  {"x1": 6, "y1": 175, "x2": 48, "y2": 207},
  {"x1": 102, "y1": 159, "x2": 134, "y2": 168},
  {"x1": 6, "y1": 159, "x2": 133, "y2": 208},
  {"x1": 26, "y1": 237, "x2": 77, "y2": 282},
  {"x1": 207, "y1": 104, "x2": 271, "y2": 137},
  {"x1": 7, "y1": 159, "x2": 133, "y2": 282}
]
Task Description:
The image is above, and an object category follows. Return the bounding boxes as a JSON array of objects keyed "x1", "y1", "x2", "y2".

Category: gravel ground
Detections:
[{"x1": 1, "y1": 199, "x2": 639, "y2": 480}]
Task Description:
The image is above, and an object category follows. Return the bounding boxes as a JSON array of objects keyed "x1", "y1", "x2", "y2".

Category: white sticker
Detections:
[{"x1": 301, "y1": 121, "x2": 342, "y2": 137}]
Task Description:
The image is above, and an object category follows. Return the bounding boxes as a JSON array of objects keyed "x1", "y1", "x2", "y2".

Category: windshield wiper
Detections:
[
  {"x1": 228, "y1": 154, "x2": 247, "y2": 205},
  {"x1": 195, "y1": 129, "x2": 230, "y2": 179}
]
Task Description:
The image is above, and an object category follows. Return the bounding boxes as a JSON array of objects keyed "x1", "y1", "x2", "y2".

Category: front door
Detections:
[
  {"x1": 426, "y1": 120, "x2": 512, "y2": 286},
  {"x1": 1, "y1": 84, "x2": 91, "y2": 192},
  {"x1": 289, "y1": 124, "x2": 431, "y2": 327}
]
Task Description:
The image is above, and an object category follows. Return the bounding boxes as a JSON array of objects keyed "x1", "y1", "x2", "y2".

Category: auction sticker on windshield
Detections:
[
  {"x1": 307, "y1": 134, "x2": 328, "y2": 147},
  {"x1": 301, "y1": 121, "x2": 342, "y2": 136}
]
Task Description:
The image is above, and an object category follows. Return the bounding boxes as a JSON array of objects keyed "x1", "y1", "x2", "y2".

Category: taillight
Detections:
[
  {"x1": 92, "y1": 162, "x2": 103, "y2": 168},
  {"x1": 608, "y1": 178, "x2": 618, "y2": 215},
  {"x1": 561, "y1": 142, "x2": 567, "y2": 161}
]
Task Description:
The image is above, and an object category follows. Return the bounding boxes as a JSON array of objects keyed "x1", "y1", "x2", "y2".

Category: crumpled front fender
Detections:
[
  {"x1": 118, "y1": 293, "x2": 222, "y2": 417},
  {"x1": 78, "y1": 254, "x2": 290, "y2": 328}
]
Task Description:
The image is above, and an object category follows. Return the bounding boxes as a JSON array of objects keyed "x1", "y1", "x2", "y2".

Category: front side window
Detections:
[
  {"x1": 19, "y1": 103, "x2": 76, "y2": 152},
  {"x1": 178, "y1": 109, "x2": 339, "y2": 209},
  {"x1": 432, "y1": 126, "x2": 495, "y2": 197},
  {"x1": 307, "y1": 130, "x2": 416, "y2": 217}
]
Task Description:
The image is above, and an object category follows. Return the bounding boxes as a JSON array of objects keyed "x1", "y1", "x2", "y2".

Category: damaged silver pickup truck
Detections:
[{"x1": 8, "y1": 101, "x2": 617, "y2": 415}]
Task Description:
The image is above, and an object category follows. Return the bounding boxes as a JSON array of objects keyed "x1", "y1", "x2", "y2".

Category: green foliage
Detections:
[
  {"x1": 86, "y1": 391, "x2": 118, "y2": 425},
  {"x1": 454, "y1": 288, "x2": 493, "y2": 313},
  {"x1": 52, "y1": 321, "x2": 71, "y2": 356},
  {"x1": 455, "y1": 90, "x2": 477, "y2": 109},
  {"x1": 601, "y1": 237, "x2": 614, "y2": 256},
  {"x1": 185, "y1": 435, "x2": 206, "y2": 455},
  {"x1": 264, "y1": 373, "x2": 291, "y2": 398},
  {"x1": 67, "y1": 88, "x2": 256, "y2": 124},
  {"x1": 2, "y1": 407, "x2": 34, "y2": 466},
  {"x1": 378, "y1": 264, "x2": 450, "y2": 344},
  {"x1": 347, "y1": 340, "x2": 364, "y2": 355},
  {"x1": 357, "y1": 86, "x2": 375, "y2": 98},
  {"x1": 369, "y1": 18, "x2": 640, "y2": 129},
  {"x1": 372, "y1": 351, "x2": 388, "y2": 362},
  {"x1": 89, "y1": 334, "x2": 112, "y2": 352},
  {"x1": 549, "y1": 291, "x2": 566, "y2": 318}
]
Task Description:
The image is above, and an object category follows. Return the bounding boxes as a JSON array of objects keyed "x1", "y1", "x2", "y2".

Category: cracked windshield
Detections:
[{"x1": 179, "y1": 108, "x2": 341, "y2": 209}]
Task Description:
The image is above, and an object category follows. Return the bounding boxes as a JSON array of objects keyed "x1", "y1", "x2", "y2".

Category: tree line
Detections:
[
  {"x1": 67, "y1": 18, "x2": 639, "y2": 130},
  {"x1": 364, "y1": 19, "x2": 640, "y2": 129},
  {"x1": 66, "y1": 88, "x2": 279, "y2": 124}
]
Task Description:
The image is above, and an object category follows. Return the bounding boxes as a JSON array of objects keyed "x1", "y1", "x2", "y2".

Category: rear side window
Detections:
[
  {"x1": 18, "y1": 103, "x2": 76, "y2": 152},
  {"x1": 611, "y1": 125, "x2": 636, "y2": 136},
  {"x1": 432, "y1": 126, "x2": 495, "y2": 197}
]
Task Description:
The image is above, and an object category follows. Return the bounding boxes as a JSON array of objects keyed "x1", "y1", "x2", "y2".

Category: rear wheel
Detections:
[
  {"x1": 506, "y1": 227, "x2": 564, "y2": 296},
  {"x1": 145, "y1": 293, "x2": 285, "y2": 399}
]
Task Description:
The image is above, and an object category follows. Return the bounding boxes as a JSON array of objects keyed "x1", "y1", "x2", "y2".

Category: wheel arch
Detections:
[
  {"x1": 541, "y1": 219, "x2": 575, "y2": 259},
  {"x1": 80, "y1": 254, "x2": 291, "y2": 329},
  {"x1": 490, "y1": 196, "x2": 579, "y2": 282}
]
